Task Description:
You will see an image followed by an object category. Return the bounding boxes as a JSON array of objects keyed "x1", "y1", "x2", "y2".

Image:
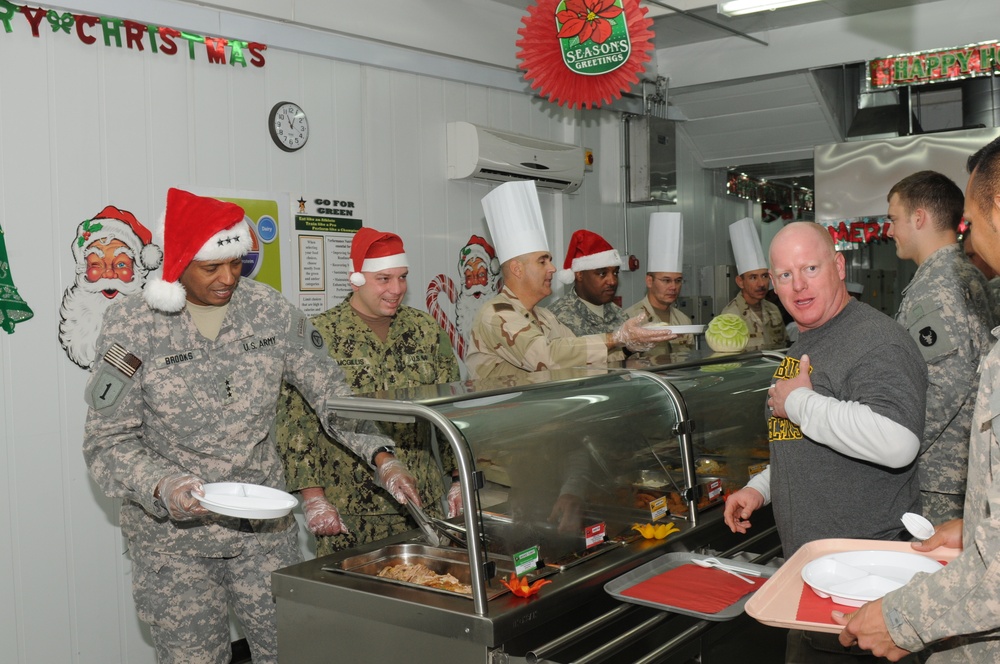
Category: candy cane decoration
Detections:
[{"x1": 426, "y1": 274, "x2": 467, "y2": 359}]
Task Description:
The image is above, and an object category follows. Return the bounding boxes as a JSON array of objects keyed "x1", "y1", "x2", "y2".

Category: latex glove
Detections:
[
  {"x1": 610, "y1": 314, "x2": 677, "y2": 352},
  {"x1": 375, "y1": 458, "x2": 422, "y2": 506},
  {"x1": 302, "y1": 495, "x2": 349, "y2": 536},
  {"x1": 156, "y1": 473, "x2": 208, "y2": 521},
  {"x1": 446, "y1": 481, "x2": 463, "y2": 518}
]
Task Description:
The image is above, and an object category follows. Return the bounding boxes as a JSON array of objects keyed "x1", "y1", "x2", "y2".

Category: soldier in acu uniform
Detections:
[
  {"x1": 548, "y1": 229, "x2": 629, "y2": 337},
  {"x1": 719, "y1": 216, "x2": 788, "y2": 351},
  {"x1": 886, "y1": 170, "x2": 995, "y2": 522},
  {"x1": 838, "y1": 138, "x2": 1000, "y2": 662},
  {"x1": 275, "y1": 228, "x2": 461, "y2": 557},
  {"x1": 464, "y1": 181, "x2": 675, "y2": 380},
  {"x1": 83, "y1": 189, "x2": 421, "y2": 664}
]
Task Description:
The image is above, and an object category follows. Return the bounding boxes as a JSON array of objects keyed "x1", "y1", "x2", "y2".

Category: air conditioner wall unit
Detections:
[{"x1": 447, "y1": 121, "x2": 585, "y2": 193}]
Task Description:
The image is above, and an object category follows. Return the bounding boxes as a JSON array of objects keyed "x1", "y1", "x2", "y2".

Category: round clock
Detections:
[{"x1": 268, "y1": 101, "x2": 309, "y2": 152}]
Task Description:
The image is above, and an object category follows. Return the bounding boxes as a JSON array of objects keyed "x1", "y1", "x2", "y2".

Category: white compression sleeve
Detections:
[{"x1": 784, "y1": 388, "x2": 920, "y2": 468}]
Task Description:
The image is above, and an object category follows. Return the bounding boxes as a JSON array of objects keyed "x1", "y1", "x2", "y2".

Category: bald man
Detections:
[{"x1": 723, "y1": 222, "x2": 927, "y2": 659}]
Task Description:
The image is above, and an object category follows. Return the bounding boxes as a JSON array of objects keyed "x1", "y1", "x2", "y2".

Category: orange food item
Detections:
[{"x1": 500, "y1": 572, "x2": 552, "y2": 598}]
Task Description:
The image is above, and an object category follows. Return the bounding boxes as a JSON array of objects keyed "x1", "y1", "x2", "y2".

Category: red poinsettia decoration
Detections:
[
  {"x1": 517, "y1": 0, "x2": 654, "y2": 110},
  {"x1": 556, "y1": 0, "x2": 623, "y2": 45},
  {"x1": 500, "y1": 572, "x2": 553, "y2": 598}
]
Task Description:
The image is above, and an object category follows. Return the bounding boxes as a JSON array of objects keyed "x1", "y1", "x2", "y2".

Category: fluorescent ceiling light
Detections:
[{"x1": 718, "y1": 0, "x2": 822, "y2": 17}]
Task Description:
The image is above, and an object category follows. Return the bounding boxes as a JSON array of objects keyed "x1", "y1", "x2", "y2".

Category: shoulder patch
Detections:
[
  {"x1": 86, "y1": 367, "x2": 132, "y2": 412},
  {"x1": 103, "y1": 343, "x2": 142, "y2": 378},
  {"x1": 493, "y1": 303, "x2": 515, "y2": 313}
]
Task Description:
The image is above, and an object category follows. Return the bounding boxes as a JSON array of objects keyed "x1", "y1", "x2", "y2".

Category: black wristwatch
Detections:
[{"x1": 370, "y1": 445, "x2": 395, "y2": 466}]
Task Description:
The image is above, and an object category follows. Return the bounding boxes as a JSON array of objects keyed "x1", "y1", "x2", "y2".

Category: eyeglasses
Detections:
[{"x1": 654, "y1": 276, "x2": 683, "y2": 286}]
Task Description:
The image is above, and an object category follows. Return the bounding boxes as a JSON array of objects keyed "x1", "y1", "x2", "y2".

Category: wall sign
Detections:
[
  {"x1": 868, "y1": 39, "x2": 1000, "y2": 90},
  {"x1": 0, "y1": 1, "x2": 267, "y2": 67},
  {"x1": 824, "y1": 218, "x2": 892, "y2": 249}
]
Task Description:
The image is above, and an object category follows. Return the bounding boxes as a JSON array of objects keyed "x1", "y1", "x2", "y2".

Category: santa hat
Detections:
[
  {"x1": 647, "y1": 212, "x2": 684, "y2": 273},
  {"x1": 458, "y1": 235, "x2": 500, "y2": 276},
  {"x1": 349, "y1": 227, "x2": 408, "y2": 286},
  {"x1": 72, "y1": 205, "x2": 163, "y2": 274},
  {"x1": 729, "y1": 217, "x2": 767, "y2": 276},
  {"x1": 481, "y1": 181, "x2": 549, "y2": 264},
  {"x1": 143, "y1": 188, "x2": 251, "y2": 312},
  {"x1": 556, "y1": 229, "x2": 621, "y2": 285}
]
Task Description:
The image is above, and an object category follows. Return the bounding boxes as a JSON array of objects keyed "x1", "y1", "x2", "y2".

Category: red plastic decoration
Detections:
[{"x1": 516, "y1": 0, "x2": 654, "y2": 110}]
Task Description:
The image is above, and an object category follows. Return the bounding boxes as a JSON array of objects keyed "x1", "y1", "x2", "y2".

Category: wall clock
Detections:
[{"x1": 268, "y1": 101, "x2": 309, "y2": 152}]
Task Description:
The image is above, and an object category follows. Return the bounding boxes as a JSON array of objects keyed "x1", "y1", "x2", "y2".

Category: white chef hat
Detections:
[
  {"x1": 481, "y1": 181, "x2": 549, "y2": 265},
  {"x1": 647, "y1": 212, "x2": 683, "y2": 273},
  {"x1": 729, "y1": 217, "x2": 767, "y2": 276}
]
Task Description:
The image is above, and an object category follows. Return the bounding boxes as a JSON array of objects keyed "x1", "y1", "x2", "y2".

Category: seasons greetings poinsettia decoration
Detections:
[
  {"x1": 500, "y1": 572, "x2": 553, "y2": 598},
  {"x1": 517, "y1": 0, "x2": 654, "y2": 110}
]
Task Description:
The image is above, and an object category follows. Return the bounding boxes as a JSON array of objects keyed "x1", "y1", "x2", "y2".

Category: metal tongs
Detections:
[{"x1": 405, "y1": 500, "x2": 442, "y2": 547}]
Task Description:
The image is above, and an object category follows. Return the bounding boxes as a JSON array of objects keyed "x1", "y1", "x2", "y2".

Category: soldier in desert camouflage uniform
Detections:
[
  {"x1": 465, "y1": 182, "x2": 673, "y2": 380},
  {"x1": 720, "y1": 217, "x2": 789, "y2": 351},
  {"x1": 624, "y1": 212, "x2": 695, "y2": 359},
  {"x1": 836, "y1": 135, "x2": 1000, "y2": 664},
  {"x1": 548, "y1": 229, "x2": 630, "y2": 337},
  {"x1": 275, "y1": 229, "x2": 460, "y2": 557},
  {"x1": 887, "y1": 171, "x2": 994, "y2": 522},
  {"x1": 83, "y1": 190, "x2": 421, "y2": 664}
]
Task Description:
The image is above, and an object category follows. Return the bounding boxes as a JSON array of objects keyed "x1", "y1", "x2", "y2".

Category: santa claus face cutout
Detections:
[
  {"x1": 59, "y1": 206, "x2": 162, "y2": 369},
  {"x1": 425, "y1": 235, "x2": 503, "y2": 361}
]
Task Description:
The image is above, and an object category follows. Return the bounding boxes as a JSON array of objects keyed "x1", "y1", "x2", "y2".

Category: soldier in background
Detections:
[
  {"x1": 275, "y1": 228, "x2": 461, "y2": 556},
  {"x1": 624, "y1": 212, "x2": 695, "y2": 357},
  {"x1": 719, "y1": 217, "x2": 788, "y2": 350},
  {"x1": 963, "y1": 230, "x2": 1000, "y2": 323},
  {"x1": 886, "y1": 170, "x2": 994, "y2": 522},
  {"x1": 837, "y1": 132, "x2": 1000, "y2": 664},
  {"x1": 465, "y1": 181, "x2": 675, "y2": 380},
  {"x1": 83, "y1": 190, "x2": 420, "y2": 664},
  {"x1": 548, "y1": 229, "x2": 629, "y2": 336}
]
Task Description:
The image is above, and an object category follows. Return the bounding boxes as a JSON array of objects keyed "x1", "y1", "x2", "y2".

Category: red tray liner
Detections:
[{"x1": 620, "y1": 563, "x2": 766, "y2": 614}]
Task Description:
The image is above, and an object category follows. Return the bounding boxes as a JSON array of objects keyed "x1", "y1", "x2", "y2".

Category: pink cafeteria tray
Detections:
[{"x1": 744, "y1": 538, "x2": 959, "y2": 634}]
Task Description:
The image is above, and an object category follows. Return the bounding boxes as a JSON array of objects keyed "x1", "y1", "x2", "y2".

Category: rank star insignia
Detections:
[{"x1": 919, "y1": 326, "x2": 937, "y2": 347}]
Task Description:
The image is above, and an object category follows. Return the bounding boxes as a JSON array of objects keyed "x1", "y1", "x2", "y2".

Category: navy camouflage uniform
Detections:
[
  {"x1": 895, "y1": 244, "x2": 995, "y2": 521},
  {"x1": 83, "y1": 279, "x2": 393, "y2": 664},
  {"x1": 275, "y1": 294, "x2": 460, "y2": 556}
]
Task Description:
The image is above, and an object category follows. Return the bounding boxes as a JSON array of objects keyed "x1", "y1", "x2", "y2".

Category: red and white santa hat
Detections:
[
  {"x1": 72, "y1": 205, "x2": 163, "y2": 274},
  {"x1": 458, "y1": 235, "x2": 500, "y2": 276},
  {"x1": 556, "y1": 229, "x2": 621, "y2": 285},
  {"x1": 143, "y1": 188, "x2": 251, "y2": 312},
  {"x1": 349, "y1": 227, "x2": 408, "y2": 286}
]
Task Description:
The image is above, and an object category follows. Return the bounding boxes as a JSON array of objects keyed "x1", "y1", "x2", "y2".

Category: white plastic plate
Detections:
[
  {"x1": 199, "y1": 482, "x2": 297, "y2": 520},
  {"x1": 641, "y1": 324, "x2": 706, "y2": 334},
  {"x1": 801, "y1": 550, "x2": 942, "y2": 607}
]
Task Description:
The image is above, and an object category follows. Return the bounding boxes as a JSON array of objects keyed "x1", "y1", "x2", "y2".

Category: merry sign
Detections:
[{"x1": 0, "y1": 1, "x2": 267, "y2": 67}]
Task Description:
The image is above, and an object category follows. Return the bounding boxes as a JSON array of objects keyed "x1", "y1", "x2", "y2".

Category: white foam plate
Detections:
[
  {"x1": 199, "y1": 482, "x2": 297, "y2": 520},
  {"x1": 801, "y1": 550, "x2": 943, "y2": 607},
  {"x1": 642, "y1": 324, "x2": 706, "y2": 334}
]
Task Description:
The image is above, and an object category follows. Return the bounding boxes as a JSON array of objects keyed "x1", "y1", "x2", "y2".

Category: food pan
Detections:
[{"x1": 322, "y1": 543, "x2": 544, "y2": 600}]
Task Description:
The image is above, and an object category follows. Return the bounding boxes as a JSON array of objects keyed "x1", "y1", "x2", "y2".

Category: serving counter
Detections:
[{"x1": 274, "y1": 352, "x2": 786, "y2": 663}]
